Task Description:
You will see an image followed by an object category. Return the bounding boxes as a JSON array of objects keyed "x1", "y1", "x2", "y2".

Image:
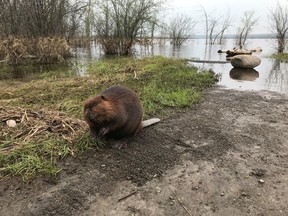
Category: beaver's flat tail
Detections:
[{"x1": 142, "y1": 118, "x2": 161, "y2": 128}]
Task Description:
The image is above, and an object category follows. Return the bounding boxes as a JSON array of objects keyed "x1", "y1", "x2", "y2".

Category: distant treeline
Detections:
[{"x1": 192, "y1": 34, "x2": 279, "y2": 40}]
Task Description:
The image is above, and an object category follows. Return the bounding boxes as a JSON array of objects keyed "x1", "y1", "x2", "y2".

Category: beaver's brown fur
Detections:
[{"x1": 84, "y1": 85, "x2": 143, "y2": 141}]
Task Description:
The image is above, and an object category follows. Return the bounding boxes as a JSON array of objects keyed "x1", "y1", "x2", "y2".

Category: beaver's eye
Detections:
[{"x1": 92, "y1": 103, "x2": 99, "y2": 110}]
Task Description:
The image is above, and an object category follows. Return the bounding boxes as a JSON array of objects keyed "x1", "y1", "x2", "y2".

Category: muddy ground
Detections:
[{"x1": 1, "y1": 86, "x2": 288, "y2": 216}]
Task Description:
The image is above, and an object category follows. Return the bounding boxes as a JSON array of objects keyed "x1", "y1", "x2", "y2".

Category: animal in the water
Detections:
[{"x1": 83, "y1": 85, "x2": 160, "y2": 148}]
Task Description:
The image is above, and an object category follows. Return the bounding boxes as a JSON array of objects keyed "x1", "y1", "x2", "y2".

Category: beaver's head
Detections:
[{"x1": 83, "y1": 95, "x2": 114, "y2": 125}]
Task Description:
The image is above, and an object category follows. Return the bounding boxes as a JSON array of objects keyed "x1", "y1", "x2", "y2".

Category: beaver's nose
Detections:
[{"x1": 84, "y1": 109, "x2": 91, "y2": 116}]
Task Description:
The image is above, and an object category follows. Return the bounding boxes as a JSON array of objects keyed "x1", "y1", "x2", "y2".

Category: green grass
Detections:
[
  {"x1": 0, "y1": 56, "x2": 217, "y2": 181},
  {"x1": 1, "y1": 155, "x2": 60, "y2": 182},
  {"x1": 0, "y1": 133, "x2": 94, "y2": 182},
  {"x1": 270, "y1": 53, "x2": 288, "y2": 61}
]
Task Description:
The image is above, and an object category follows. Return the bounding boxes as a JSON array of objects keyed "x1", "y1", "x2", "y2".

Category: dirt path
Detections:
[{"x1": 1, "y1": 86, "x2": 288, "y2": 216}]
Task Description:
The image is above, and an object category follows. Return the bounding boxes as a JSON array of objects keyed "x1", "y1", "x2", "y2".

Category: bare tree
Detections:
[
  {"x1": 197, "y1": 6, "x2": 232, "y2": 45},
  {"x1": 168, "y1": 14, "x2": 197, "y2": 46},
  {"x1": 22, "y1": 0, "x2": 69, "y2": 36},
  {"x1": 208, "y1": 16, "x2": 219, "y2": 45},
  {"x1": 137, "y1": 15, "x2": 158, "y2": 40},
  {"x1": 0, "y1": 0, "x2": 88, "y2": 37},
  {"x1": 235, "y1": 10, "x2": 258, "y2": 49},
  {"x1": 198, "y1": 5, "x2": 210, "y2": 45},
  {"x1": 66, "y1": 3, "x2": 87, "y2": 39},
  {"x1": 213, "y1": 13, "x2": 232, "y2": 44},
  {"x1": 85, "y1": 0, "x2": 93, "y2": 37},
  {"x1": 268, "y1": 1, "x2": 288, "y2": 53},
  {"x1": 94, "y1": 0, "x2": 163, "y2": 55},
  {"x1": 0, "y1": 0, "x2": 23, "y2": 36}
]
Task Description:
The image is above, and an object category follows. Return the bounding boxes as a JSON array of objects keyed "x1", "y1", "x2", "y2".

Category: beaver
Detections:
[{"x1": 84, "y1": 85, "x2": 160, "y2": 148}]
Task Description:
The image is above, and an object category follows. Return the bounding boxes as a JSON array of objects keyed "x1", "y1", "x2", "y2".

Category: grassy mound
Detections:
[{"x1": 270, "y1": 53, "x2": 288, "y2": 61}]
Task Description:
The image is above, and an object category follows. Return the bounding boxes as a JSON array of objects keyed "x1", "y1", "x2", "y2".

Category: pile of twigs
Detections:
[{"x1": 0, "y1": 106, "x2": 87, "y2": 152}]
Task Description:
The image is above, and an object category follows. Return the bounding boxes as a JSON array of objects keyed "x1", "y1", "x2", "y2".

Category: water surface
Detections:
[
  {"x1": 132, "y1": 38, "x2": 288, "y2": 95},
  {"x1": 2, "y1": 38, "x2": 288, "y2": 95}
]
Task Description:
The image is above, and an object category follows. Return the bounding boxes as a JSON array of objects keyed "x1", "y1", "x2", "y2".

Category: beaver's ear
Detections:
[
  {"x1": 83, "y1": 98, "x2": 93, "y2": 107},
  {"x1": 101, "y1": 95, "x2": 106, "y2": 100}
]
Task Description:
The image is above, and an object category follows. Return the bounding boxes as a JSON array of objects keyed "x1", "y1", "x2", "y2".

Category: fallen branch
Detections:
[
  {"x1": 170, "y1": 187, "x2": 192, "y2": 216},
  {"x1": 13, "y1": 131, "x2": 29, "y2": 139},
  {"x1": 187, "y1": 59, "x2": 229, "y2": 64},
  {"x1": 118, "y1": 191, "x2": 137, "y2": 202},
  {"x1": 0, "y1": 59, "x2": 8, "y2": 63}
]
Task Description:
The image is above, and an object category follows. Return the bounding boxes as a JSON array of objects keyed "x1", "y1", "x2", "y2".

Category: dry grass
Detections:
[
  {"x1": 0, "y1": 106, "x2": 91, "y2": 181},
  {"x1": 0, "y1": 106, "x2": 87, "y2": 153},
  {"x1": 0, "y1": 36, "x2": 71, "y2": 65},
  {"x1": 35, "y1": 37, "x2": 71, "y2": 63},
  {"x1": 0, "y1": 37, "x2": 29, "y2": 65}
]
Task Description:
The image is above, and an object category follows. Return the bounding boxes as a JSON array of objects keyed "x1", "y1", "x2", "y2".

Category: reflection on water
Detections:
[
  {"x1": 0, "y1": 63, "x2": 78, "y2": 81},
  {"x1": 4, "y1": 66, "x2": 29, "y2": 80},
  {"x1": 265, "y1": 59, "x2": 288, "y2": 93},
  {"x1": 229, "y1": 68, "x2": 259, "y2": 81},
  {"x1": 1, "y1": 38, "x2": 288, "y2": 94}
]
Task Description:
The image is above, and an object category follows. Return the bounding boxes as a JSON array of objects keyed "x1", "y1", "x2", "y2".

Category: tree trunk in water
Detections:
[{"x1": 277, "y1": 37, "x2": 285, "y2": 53}]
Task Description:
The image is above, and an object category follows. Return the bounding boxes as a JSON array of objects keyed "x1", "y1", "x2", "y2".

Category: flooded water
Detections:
[
  {"x1": 2, "y1": 38, "x2": 288, "y2": 95},
  {"x1": 73, "y1": 38, "x2": 288, "y2": 95},
  {"x1": 134, "y1": 38, "x2": 288, "y2": 94}
]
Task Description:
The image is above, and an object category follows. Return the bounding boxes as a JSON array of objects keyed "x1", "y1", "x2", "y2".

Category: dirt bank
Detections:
[{"x1": 1, "y1": 86, "x2": 288, "y2": 216}]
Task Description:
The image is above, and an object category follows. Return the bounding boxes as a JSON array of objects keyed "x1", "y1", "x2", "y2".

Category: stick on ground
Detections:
[{"x1": 170, "y1": 187, "x2": 192, "y2": 216}]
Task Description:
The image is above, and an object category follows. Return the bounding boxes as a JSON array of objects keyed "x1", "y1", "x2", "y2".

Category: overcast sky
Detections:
[{"x1": 166, "y1": 0, "x2": 287, "y2": 34}]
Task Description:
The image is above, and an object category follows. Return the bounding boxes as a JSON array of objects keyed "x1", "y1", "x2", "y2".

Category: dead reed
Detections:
[
  {"x1": 0, "y1": 36, "x2": 71, "y2": 65},
  {"x1": 0, "y1": 106, "x2": 87, "y2": 153}
]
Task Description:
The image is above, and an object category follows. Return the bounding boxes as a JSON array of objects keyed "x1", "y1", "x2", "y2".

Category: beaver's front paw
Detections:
[{"x1": 99, "y1": 127, "x2": 109, "y2": 136}]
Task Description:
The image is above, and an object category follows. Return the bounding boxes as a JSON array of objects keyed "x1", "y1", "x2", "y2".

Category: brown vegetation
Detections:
[
  {"x1": 0, "y1": 37, "x2": 71, "y2": 65},
  {"x1": 0, "y1": 106, "x2": 87, "y2": 154}
]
